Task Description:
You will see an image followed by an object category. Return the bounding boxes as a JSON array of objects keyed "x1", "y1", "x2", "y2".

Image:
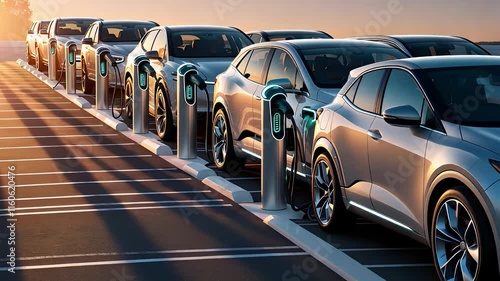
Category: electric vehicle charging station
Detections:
[
  {"x1": 65, "y1": 40, "x2": 77, "y2": 95},
  {"x1": 132, "y1": 55, "x2": 156, "y2": 134},
  {"x1": 95, "y1": 46, "x2": 111, "y2": 110},
  {"x1": 48, "y1": 38, "x2": 58, "y2": 80},
  {"x1": 261, "y1": 84, "x2": 293, "y2": 211},
  {"x1": 176, "y1": 63, "x2": 206, "y2": 160}
]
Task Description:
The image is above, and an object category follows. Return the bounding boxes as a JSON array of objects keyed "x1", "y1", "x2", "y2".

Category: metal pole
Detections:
[
  {"x1": 132, "y1": 55, "x2": 151, "y2": 134},
  {"x1": 95, "y1": 47, "x2": 110, "y2": 110},
  {"x1": 65, "y1": 41, "x2": 77, "y2": 95},
  {"x1": 261, "y1": 85, "x2": 288, "y2": 211},
  {"x1": 177, "y1": 63, "x2": 198, "y2": 160},
  {"x1": 47, "y1": 38, "x2": 58, "y2": 80}
]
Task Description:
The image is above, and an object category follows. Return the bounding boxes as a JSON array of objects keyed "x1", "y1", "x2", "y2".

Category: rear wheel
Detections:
[
  {"x1": 311, "y1": 153, "x2": 354, "y2": 232},
  {"x1": 431, "y1": 188, "x2": 498, "y2": 281},
  {"x1": 81, "y1": 62, "x2": 94, "y2": 95},
  {"x1": 155, "y1": 86, "x2": 175, "y2": 141},
  {"x1": 212, "y1": 108, "x2": 245, "y2": 175}
]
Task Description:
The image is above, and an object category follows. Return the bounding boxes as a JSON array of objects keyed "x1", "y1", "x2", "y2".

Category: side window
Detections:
[
  {"x1": 151, "y1": 30, "x2": 166, "y2": 58},
  {"x1": 92, "y1": 25, "x2": 99, "y2": 42},
  {"x1": 49, "y1": 20, "x2": 56, "y2": 36},
  {"x1": 352, "y1": 70, "x2": 385, "y2": 113},
  {"x1": 250, "y1": 34, "x2": 262, "y2": 43},
  {"x1": 266, "y1": 49, "x2": 301, "y2": 90},
  {"x1": 32, "y1": 22, "x2": 38, "y2": 33},
  {"x1": 345, "y1": 79, "x2": 361, "y2": 102},
  {"x1": 381, "y1": 69, "x2": 424, "y2": 115},
  {"x1": 46, "y1": 21, "x2": 53, "y2": 35},
  {"x1": 142, "y1": 30, "x2": 159, "y2": 51},
  {"x1": 244, "y1": 48, "x2": 271, "y2": 84},
  {"x1": 236, "y1": 51, "x2": 252, "y2": 74},
  {"x1": 85, "y1": 24, "x2": 95, "y2": 39}
]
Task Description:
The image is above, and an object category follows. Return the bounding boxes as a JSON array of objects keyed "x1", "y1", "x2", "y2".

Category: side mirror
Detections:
[
  {"x1": 28, "y1": 30, "x2": 34, "y2": 35},
  {"x1": 266, "y1": 78, "x2": 305, "y2": 95},
  {"x1": 40, "y1": 29, "x2": 48, "y2": 35},
  {"x1": 82, "y1": 38, "x2": 93, "y2": 45},
  {"x1": 145, "y1": 50, "x2": 162, "y2": 61},
  {"x1": 383, "y1": 105, "x2": 421, "y2": 127}
]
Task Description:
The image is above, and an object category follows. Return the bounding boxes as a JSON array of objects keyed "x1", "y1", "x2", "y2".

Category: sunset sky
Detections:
[{"x1": 28, "y1": 0, "x2": 500, "y2": 42}]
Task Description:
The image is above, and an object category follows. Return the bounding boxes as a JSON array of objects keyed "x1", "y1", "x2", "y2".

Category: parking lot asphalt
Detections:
[
  {"x1": 11, "y1": 55, "x2": 445, "y2": 281},
  {"x1": 0, "y1": 61, "x2": 345, "y2": 281}
]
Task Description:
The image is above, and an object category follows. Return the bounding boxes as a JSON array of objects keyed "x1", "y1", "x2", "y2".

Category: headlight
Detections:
[
  {"x1": 112, "y1": 55, "x2": 125, "y2": 64},
  {"x1": 489, "y1": 159, "x2": 500, "y2": 173}
]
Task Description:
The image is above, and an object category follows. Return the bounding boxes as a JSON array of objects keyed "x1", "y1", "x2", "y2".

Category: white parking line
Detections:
[
  {"x1": 0, "y1": 246, "x2": 300, "y2": 262},
  {"x1": 0, "y1": 154, "x2": 152, "y2": 163},
  {"x1": 0, "y1": 190, "x2": 211, "y2": 202},
  {"x1": 0, "y1": 143, "x2": 135, "y2": 150},
  {"x1": 0, "y1": 204, "x2": 233, "y2": 217},
  {"x1": 0, "y1": 252, "x2": 307, "y2": 271},
  {"x1": 0, "y1": 167, "x2": 177, "y2": 177},
  {"x1": 0, "y1": 109, "x2": 80, "y2": 112},
  {"x1": 0, "y1": 177, "x2": 191, "y2": 188},
  {"x1": 0, "y1": 199, "x2": 224, "y2": 212},
  {"x1": 0, "y1": 124, "x2": 103, "y2": 129},
  {"x1": 0, "y1": 133, "x2": 118, "y2": 140},
  {"x1": 0, "y1": 116, "x2": 93, "y2": 121}
]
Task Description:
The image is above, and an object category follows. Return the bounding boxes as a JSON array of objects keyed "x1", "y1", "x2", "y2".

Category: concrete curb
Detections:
[
  {"x1": 202, "y1": 176, "x2": 254, "y2": 203},
  {"x1": 241, "y1": 203, "x2": 384, "y2": 281}
]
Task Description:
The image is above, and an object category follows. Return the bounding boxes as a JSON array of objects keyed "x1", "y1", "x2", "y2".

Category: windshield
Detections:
[
  {"x1": 170, "y1": 30, "x2": 252, "y2": 58},
  {"x1": 56, "y1": 19, "x2": 96, "y2": 36},
  {"x1": 404, "y1": 41, "x2": 490, "y2": 57},
  {"x1": 267, "y1": 32, "x2": 331, "y2": 41},
  {"x1": 423, "y1": 66, "x2": 500, "y2": 126},
  {"x1": 101, "y1": 23, "x2": 157, "y2": 42},
  {"x1": 300, "y1": 46, "x2": 408, "y2": 88}
]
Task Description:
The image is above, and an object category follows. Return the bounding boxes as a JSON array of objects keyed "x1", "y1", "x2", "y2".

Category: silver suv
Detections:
[
  {"x1": 81, "y1": 20, "x2": 158, "y2": 95},
  {"x1": 311, "y1": 56, "x2": 500, "y2": 281},
  {"x1": 124, "y1": 25, "x2": 252, "y2": 140},
  {"x1": 212, "y1": 39, "x2": 408, "y2": 177}
]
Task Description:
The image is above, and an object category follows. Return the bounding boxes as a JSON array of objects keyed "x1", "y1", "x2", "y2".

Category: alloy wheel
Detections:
[
  {"x1": 313, "y1": 159, "x2": 335, "y2": 225},
  {"x1": 155, "y1": 90, "x2": 168, "y2": 138},
  {"x1": 213, "y1": 112, "x2": 228, "y2": 166}
]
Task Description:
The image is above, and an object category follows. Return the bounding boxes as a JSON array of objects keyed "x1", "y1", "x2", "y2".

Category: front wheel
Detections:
[
  {"x1": 431, "y1": 188, "x2": 498, "y2": 281},
  {"x1": 311, "y1": 153, "x2": 354, "y2": 232},
  {"x1": 212, "y1": 108, "x2": 245, "y2": 175},
  {"x1": 155, "y1": 87, "x2": 175, "y2": 141},
  {"x1": 124, "y1": 76, "x2": 133, "y2": 119}
]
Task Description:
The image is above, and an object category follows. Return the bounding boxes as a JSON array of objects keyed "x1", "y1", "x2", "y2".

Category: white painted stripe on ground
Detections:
[
  {"x1": 0, "y1": 167, "x2": 177, "y2": 177},
  {"x1": 0, "y1": 252, "x2": 308, "y2": 271},
  {"x1": 0, "y1": 133, "x2": 118, "y2": 140},
  {"x1": 0, "y1": 190, "x2": 210, "y2": 202},
  {"x1": 366, "y1": 263, "x2": 434, "y2": 268},
  {"x1": 0, "y1": 177, "x2": 191, "y2": 188},
  {"x1": 0, "y1": 124, "x2": 103, "y2": 129},
  {"x1": 0, "y1": 246, "x2": 300, "y2": 262},
  {"x1": 0, "y1": 199, "x2": 223, "y2": 212},
  {"x1": 0, "y1": 109, "x2": 80, "y2": 112},
  {"x1": 0, "y1": 204, "x2": 233, "y2": 217},
  {"x1": 0, "y1": 102, "x2": 71, "y2": 105},
  {"x1": 0, "y1": 116, "x2": 93, "y2": 121},
  {"x1": 0, "y1": 143, "x2": 135, "y2": 150},
  {"x1": 0, "y1": 154, "x2": 152, "y2": 163}
]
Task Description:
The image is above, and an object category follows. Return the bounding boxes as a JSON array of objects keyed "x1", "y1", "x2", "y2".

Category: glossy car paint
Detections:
[{"x1": 26, "y1": 20, "x2": 50, "y2": 64}]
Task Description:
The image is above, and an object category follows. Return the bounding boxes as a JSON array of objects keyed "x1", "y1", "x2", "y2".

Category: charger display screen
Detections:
[
  {"x1": 139, "y1": 72, "x2": 147, "y2": 89},
  {"x1": 100, "y1": 61, "x2": 106, "y2": 76},
  {"x1": 186, "y1": 84, "x2": 195, "y2": 105}
]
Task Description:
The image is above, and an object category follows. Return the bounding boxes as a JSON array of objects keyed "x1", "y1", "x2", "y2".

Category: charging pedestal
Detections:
[
  {"x1": 261, "y1": 85, "x2": 290, "y2": 211},
  {"x1": 65, "y1": 41, "x2": 77, "y2": 95},
  {"x1": 48, "y1": 38, "x2": 58, "y2": 80},
  {"x1": 96, "y1": 47, "x2": 111, "y2": 110},
  {"x1": 132, "y1": 55, "x2": 155, "y2": 134},
  {"x1": 176, "y1": 63, "x2": 199, "y2": 160}
]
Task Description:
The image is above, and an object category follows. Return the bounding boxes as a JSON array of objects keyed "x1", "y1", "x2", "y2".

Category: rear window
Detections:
[
  {"x1": 300, "y1": 46, "x2": 407, "y2": 88},
  {"x1": 170, "y1": 30, "x2": 252, "y2": 58},
  {"x1": 101, "y1": 22, "x2": 157, "y2": 42},
  {"x1": 56, "y1": 19, "x2": 97, "y2": 36}
]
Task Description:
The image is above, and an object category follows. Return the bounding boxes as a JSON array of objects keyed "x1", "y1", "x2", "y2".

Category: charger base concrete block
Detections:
[
  {"x1": 183, "y1": 162, "x2": 216, "y2": 180},
  {"x1": 202, "y1": 176, "x2": 254, "y2": 203}
]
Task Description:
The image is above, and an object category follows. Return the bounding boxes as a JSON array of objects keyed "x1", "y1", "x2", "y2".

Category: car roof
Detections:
[
  {"x1": 248, "y1": 29, "x2": 329, "y2": 35},
  {"x1": 164, "y1": 25, "x2": 241, "y2": 32},
  {"x1": 99, "y1": 20, "x2": 158, "y2": 26},
  {"x1": 249, "y1": 38, "x2": 403, "y2": 51},
  {"x1": 54, "y1": 17, "x2": 102, "y2": 21},
  {"x1": 350, "y1": 55, "x2": 500, "y2": 77},
  {"x1": 352, "y1": 34, "x2": 470, "y2": 43}
]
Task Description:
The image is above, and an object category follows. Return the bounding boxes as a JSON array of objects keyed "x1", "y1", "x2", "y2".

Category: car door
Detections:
[
  {"x1": 367, "y1": 69, "x2": 431, "y2": 234},
  {"x1": 39, "y1": 20, "x2": 52, "y2": 62},
  {"x1": 331, "y1": 69, "x2": 386, "y2": 209},
  {"x1": 83, "y1": 24, "x2": 97, "y2": 79},
  {"x1": 27, "y1": 22, "x2": 37, "y2": 55},
  {"x1": 148, "y1": 29, "x2": 167, "y2": 112}
]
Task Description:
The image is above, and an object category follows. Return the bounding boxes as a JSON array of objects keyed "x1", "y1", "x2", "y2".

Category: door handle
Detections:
[{"x1": 367, "y1": 129, "x2": 382, "y2": 140}]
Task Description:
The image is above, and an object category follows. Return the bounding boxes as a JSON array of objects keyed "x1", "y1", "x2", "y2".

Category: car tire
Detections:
[
  {"x1": 212, "y1": 107, "x2": 245, "y2": 175},
  {"x1": 81, "y1": 62, "x2": 94, "y2": 95},
  {"x1": 431, "y1": 187, "x2": 498, "y2": 281},
  {"x1": 36, "y1": 48, "x2": 46, "y2": 72},
  {"x1": 311, "y1": 153, "x2": 355, "y2": 232},
  {"x1": 27, "y1": 46, "x2": 35, "y2": 65},
  {"x1": 124, "y1": 76, "x2": 133, "y2": 120},
  {"x1": 155, "y1": 86, "x2": 175, "y2": 141}
]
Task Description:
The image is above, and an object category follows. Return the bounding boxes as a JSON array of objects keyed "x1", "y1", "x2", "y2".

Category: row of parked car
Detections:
[{"x1": 26, "y1": 17, "x2": 500, "y2": 281}]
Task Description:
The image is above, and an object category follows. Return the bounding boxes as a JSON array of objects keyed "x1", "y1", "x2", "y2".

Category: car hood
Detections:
[
  {"x1": 105, "y1": 43, "x2": 137, "y2": 56},
  {"x1": 171, "y1": 57, "x2": 234, "y2": 82},
  {"x1": 461, "y1": 126, "x2": 500, "y2": 155}
]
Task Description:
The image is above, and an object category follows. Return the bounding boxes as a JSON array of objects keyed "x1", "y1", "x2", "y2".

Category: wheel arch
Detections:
[{"x1": 312, "y1": 137, "x2": 345, "y2": 189}]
